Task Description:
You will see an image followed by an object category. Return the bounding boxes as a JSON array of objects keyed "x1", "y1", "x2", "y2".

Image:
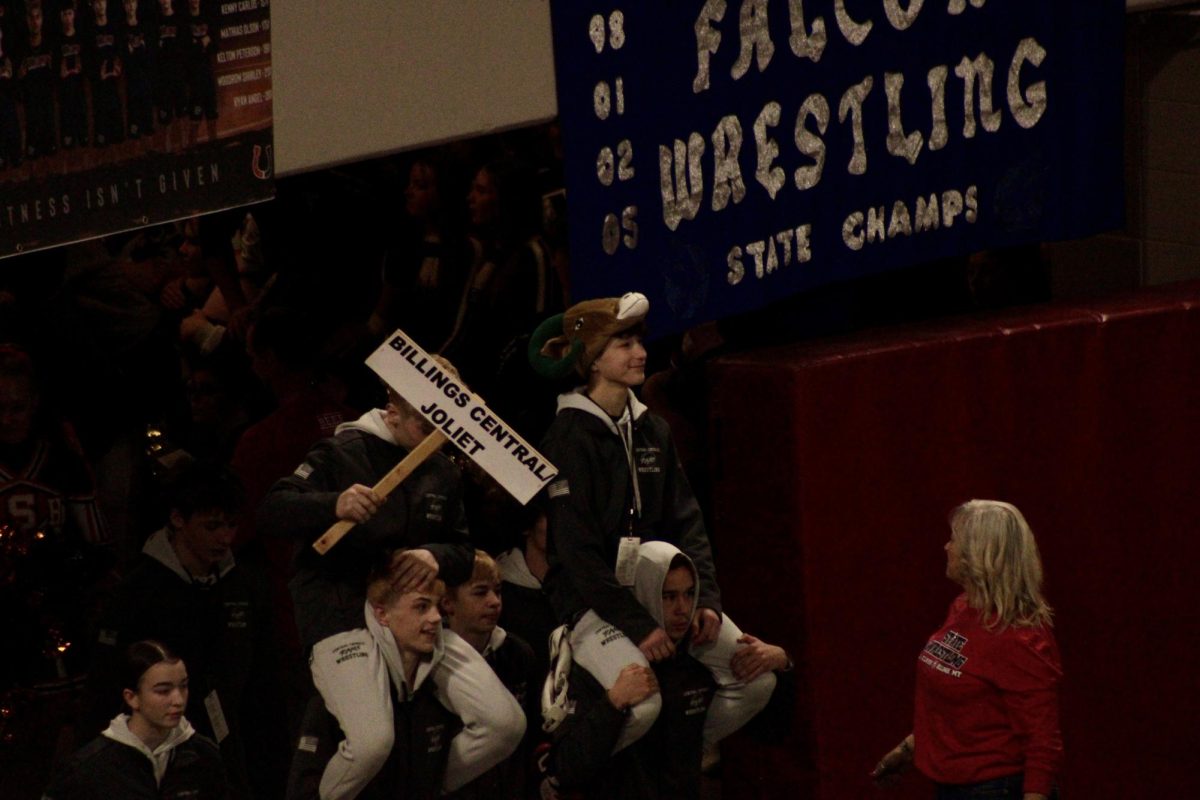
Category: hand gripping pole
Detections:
[{"x1": 311, "y1": 430, "x2": 448, "y2": 555}]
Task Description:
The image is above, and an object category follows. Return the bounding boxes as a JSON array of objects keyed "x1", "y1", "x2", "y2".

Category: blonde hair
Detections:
[
  {"x1": 367, "y1": 550, "x2": 446, "y2": 609},
  {"x1": 951, "y1": 499, "x2": 1053, "y2": 630},
  {"x1": 445, "y1": 550, "x2": 499, "y2": 600}
]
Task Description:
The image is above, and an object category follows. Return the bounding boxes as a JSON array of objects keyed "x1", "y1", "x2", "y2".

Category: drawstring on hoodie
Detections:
[
  {"x1": 102, "y1": 713, "x2": 196, "y2": 786},
  {"x1": 617, "y1": 406, "x2": 643, "y2": 526},
  {"x1": 564, "y1": 387, "x2": 646, "y2": 529}
]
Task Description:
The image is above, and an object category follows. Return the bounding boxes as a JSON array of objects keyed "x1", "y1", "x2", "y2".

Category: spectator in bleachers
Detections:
[
  {"x1": 179, "y1": 213, "x2": 268, "y2": 356},
  {"x1": 157, "y1": 218, "x2": 221, "y2": 318},
  {"x1": 369, "y1": 154, "x2": 470, "y2": 352},
  {"x1": 0, "y1": 343, "x2": 109, "y2": 664},
  {"x1": 178, "y1": 353, "x2": 255, "y2": 464},
  {"x1": 158, "y1": 215, "x2": 252, "y2": 349},
  {"x1": 231, "y1": 305, "x2": 355, "y2": 730},
  {"x1": 26, "y1": 237, "x2": 182, "y2": 559},
  {"x1": 0, "y1": 344, "x2": 112, "y2": 796},
  {"x1": 442, "y1": 157, "x2": 564, "y2": 401},
  {"x1": 234, "y1": 307, "x2": 353, "y2": 544},
  {"x1": 871, "y1": 500, "x2": 1062, "y2": 800},
  {"x1": 0, "y1": 344, "x2": 108, "y2": 551},
  {"x1": 46, "y1": 640, "x2": 232, "y2": 800}
]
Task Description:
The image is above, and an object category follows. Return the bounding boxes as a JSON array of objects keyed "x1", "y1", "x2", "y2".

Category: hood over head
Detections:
[{"x1": 632, "y1": 540, "x2": 698, "y2": 639}]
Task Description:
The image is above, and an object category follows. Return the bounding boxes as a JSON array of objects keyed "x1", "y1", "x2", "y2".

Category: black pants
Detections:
[{"x1": 936, "y1": 773, "x2": 1060, "y2": 799}]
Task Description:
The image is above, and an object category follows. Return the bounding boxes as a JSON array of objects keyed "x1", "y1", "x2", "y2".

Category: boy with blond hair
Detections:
[
  {"x1": 263, "y1": 356, "x2": 522, "y2": 799},
  {"x1": 287, "y1": 551, "x2": 524, "y2": 800}
]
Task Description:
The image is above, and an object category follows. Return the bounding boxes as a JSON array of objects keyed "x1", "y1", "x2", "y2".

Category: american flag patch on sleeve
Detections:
[
  {"x1": 547, "y1": 479, "x2": 570, "y2": 499},
  {"x1": 294, "y1": 463, "x2": 314, "y2": 479}
]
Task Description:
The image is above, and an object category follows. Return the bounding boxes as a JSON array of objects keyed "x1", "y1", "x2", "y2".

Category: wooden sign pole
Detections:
[{"x1": 311, "y1": 430, "x2": 449, "y2": 555}]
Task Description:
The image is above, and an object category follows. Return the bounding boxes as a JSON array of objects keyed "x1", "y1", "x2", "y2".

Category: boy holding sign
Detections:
[
  {"x1": 530, "y1": 293, "x2": 776, "y2": 754},
  {"x1": 260, "y1": 357, "x2": 523, "y2": 800}
]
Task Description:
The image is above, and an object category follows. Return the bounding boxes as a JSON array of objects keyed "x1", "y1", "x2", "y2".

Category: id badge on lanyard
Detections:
[{"x1": 615, "y1": 535, "x2": 641, "y2": 586}]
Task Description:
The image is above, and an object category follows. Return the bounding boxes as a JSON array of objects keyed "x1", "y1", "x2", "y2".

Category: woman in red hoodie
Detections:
[{"x1": 872, "y1": 500, "x2": 1062, "y2": 800}]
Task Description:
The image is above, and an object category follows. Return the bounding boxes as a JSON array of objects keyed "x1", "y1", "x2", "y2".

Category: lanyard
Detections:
[{"x1": 617, "y1": 409, "x2": 643, "y2": 528}]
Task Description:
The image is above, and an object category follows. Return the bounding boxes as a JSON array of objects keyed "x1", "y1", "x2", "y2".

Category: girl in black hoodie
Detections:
[{"x1": 46, "y1": 640, "x2": 230, "y2": 800}]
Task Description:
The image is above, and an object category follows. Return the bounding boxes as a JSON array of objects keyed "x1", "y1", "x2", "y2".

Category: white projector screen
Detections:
[{"x1": 271, "y1": 1, "x2": 558, "y2": 176}]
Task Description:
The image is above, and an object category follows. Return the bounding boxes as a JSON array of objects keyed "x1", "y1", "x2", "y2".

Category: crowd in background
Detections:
[
  {"x1": 0, "y1": 121, "x2": 588, "y2": 799},
  {"x1": 0, "y1": 111, "x2": 1059, "y2": 799}
]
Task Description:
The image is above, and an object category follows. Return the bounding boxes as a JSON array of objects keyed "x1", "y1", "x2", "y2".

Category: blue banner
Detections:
[{"x1": 550, "y1": 1, "x2": 1125, "y2": 334}]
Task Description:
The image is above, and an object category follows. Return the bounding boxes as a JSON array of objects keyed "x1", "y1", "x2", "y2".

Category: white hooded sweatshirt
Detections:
[
  {"x1": 101, "y1": 713, "x2": 196, "y2": 786},
  {"x1": 632, "y1": 540, "x2": 699, "y2": 637}
]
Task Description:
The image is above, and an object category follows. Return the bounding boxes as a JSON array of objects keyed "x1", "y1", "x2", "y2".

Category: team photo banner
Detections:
[
  {"x1": 0, "y1": 0, "x2": 274, "y2": 258},
  {"x1": 550, "y1": 0, "x2": 1125, "y2": 334}
]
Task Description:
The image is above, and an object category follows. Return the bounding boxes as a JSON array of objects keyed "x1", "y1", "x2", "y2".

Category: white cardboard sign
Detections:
[{"x1": 366, "y1": 330, "x2": 557, "y2": 505}]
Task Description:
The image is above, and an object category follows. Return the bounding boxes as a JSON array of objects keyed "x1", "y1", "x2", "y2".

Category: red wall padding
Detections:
[{"x1": 706, "y1": 282, "x2": 1200, "y2": 799}]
